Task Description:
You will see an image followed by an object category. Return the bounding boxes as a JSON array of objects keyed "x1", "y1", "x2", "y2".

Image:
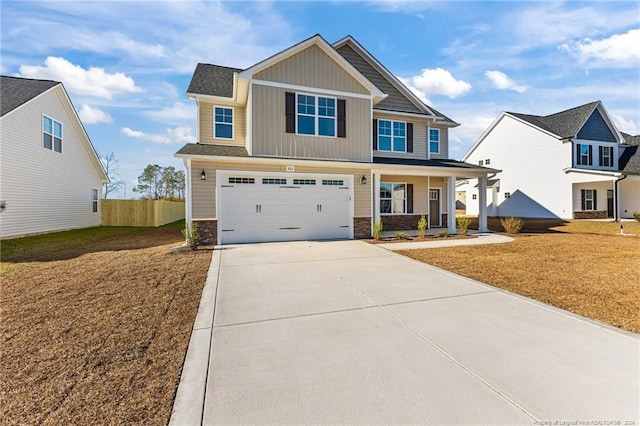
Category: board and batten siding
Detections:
[
  {"x1": 198, "y1": 102, "x2": 246, "y2": 147},
  {"x1": 254, "y1": 44, "x2": 369, "y2": 95},
  {"x1": 190, "y1": 160, "x2": 372, "y2": 219},
  {"x1": 251, "y1": 84, "x2": 371, "y2": 161},
  {"x1": 0, "y1": 86, "x2": 104, "y2": 238},
  {"x1": 373, "y1": 112, "x2": 449, "y2": 160}
]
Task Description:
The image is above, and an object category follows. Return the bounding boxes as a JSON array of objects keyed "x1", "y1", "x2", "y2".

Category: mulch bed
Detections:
[
  {"x1": 365, "y1": 234, "x2": 476, "y2": 244},
  {"x1": 1, "y1": 227, "x2": 212, "y2": 425}
]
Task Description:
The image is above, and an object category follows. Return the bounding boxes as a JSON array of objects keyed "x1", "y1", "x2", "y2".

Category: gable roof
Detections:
[
  {"x1": 187, "y1": 64, "x2": 242, "y2": 98},
  {"x1": 1, "y1": 76, "x2": 60, "y2": 117},
  {"x1": 333, "y1": 36, "x2": 457, "y2": 125},
  {"x1": 508, "y1": 101, "x2": 601, "y2": 139},
  {"x1": 619, "y1": 132, "x2": 640, "y2": 175}
]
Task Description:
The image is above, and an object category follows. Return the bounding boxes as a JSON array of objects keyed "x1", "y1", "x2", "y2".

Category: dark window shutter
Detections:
[
  {"x1": 373, "y1": 119, "x2": 378, "y2": 150},
  {"x1": 593, "y1": 190, "x2": 597, "y2": 210},
  {"x1": 576, "y1": 144, "x2": 581, "y2": 165},
  {"x1": 285, "y1": 92, "x2": 295, "y2": 133},
  {"x1": 407, "y1": 184, "x2": 414, "y2": 213},
  {"x1": 588, "y1": 145, "x2": 593, "y2": 165},
  {"x1": 407, "y1": 123, "x2": 413, "y2": 152},
  {"x1": 581, "y1": 189, "x2": 586, "y2": 210},
  {"x1": 337, "y1": 99, "x2": 346, "y2": 138},
  {"x1": 598, "y1": 146, "x2": 603, "y2": 166}
]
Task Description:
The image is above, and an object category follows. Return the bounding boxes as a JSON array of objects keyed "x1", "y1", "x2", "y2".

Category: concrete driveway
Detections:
[{"x1": 171, "y1": 240, "x2": 639, "y2": 425}]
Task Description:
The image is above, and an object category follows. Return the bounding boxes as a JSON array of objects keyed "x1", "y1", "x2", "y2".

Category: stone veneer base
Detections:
[
  {"x1": 354, "y1": 217, "x2": 372, "y2": 239},
  {"x1": 573, "y1": 210, "x2": 607, "y2": 219},
  {"x1": 192, "y1": 219, "x2": 217, "y2": 246}
]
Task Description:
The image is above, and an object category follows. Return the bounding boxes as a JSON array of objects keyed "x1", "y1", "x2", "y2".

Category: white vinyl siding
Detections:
[{"x1": 0, "y1": 86, "x2": 104, "y2": 238}]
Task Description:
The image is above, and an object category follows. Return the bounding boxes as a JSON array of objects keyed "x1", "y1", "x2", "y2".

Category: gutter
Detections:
[{"x1": 614, "y1": 174, "x2": 628, "y2": 222}]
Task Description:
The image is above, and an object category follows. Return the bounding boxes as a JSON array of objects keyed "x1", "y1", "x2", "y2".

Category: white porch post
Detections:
[
  {"x1": 448, "y1": 176, "x2": 457, "y2": 234},
  {"x1": 478, "y1": 177, "x2": 488, "y2": 232},
  {"x1": 373, "y1": 172, "x2": 381, "y2": 231}
]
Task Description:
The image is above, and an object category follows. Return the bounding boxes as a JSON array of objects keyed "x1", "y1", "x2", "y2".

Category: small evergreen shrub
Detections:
[
  {"x1": 395, "y1": 231, "x2": 410, "y2": 240},
  {"x1": 437, "y1": 230, "x2": 449, "y2": 238},
  {"x1": 633, "y1": 211, "x2": 640, "y2": 223},
  {"x1": 417, "y1": 214, "x2": 427, "y2": 237},
  {"x1": 182, "y1": 223, "x2": 200, "y2": 250},
  {"x1": 373, "y1": 220, "x2": 383, "y2": 240},
  {"x1": 456, "y1": 216, "x2": 471, "y2": 236},
  {"x1": 501, "y1": 216, "x2": 524, "y2": 234}
]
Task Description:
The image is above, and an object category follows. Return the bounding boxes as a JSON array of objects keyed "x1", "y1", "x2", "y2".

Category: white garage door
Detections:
[{"x1": 218, "y1": 172, "x2": 353, "y2": 244}]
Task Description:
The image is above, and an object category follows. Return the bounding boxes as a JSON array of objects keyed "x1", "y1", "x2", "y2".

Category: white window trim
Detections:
[
  {"x1": 377, "y1": 119, "x2": 407, "y2": 153},
  {"x1": 213, "y1": 105, "x2": 234, "y2": 140},
  {"x1": 601, "y1": 146, "x2": 613, "y2": 168},
  {"x1": 380, "y1": 182, "x2": 407, "y2": 215},
  {"x1": 295, "y1": 92, "x2": 337, "y2": 138},
  {"x1": 92, "y1": 188, "x2": 99, "y2": 213},
  {"x1": 43, "y1": 114, "x2": 63, "y2": 153},
  {"x1": 429, "y1": 128, "x2": 440, "y2": 155}
]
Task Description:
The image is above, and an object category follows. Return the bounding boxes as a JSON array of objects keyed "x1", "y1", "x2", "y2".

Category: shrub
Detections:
[
  {"x1": 417, "y1": 214, "x2": 427, "y2": 237},
  {"x1": 633, "y1": 211, "x2": 640, "y2": 223},
  {"x1": 501, "y1": 216, "x2": 524, "y2": 234},
  {"x1": 456, "y1": 216, "x2": 471, "y2": 236},
  {"x1": 395, "y1": 231, "x2": 410, "y2": 240},
  {"x1": 182, "y1": 223, "x2": 200, "y2": 250},
  {"x1": 437, "y1": 230, "x2": 449, "y2": 238},
  {"x1": 373, "y1": 220, "x2": 383, "y2": 240}
]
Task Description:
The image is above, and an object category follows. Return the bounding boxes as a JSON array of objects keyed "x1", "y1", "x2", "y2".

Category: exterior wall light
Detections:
[
  {"x1": 201, "y1": 169, "x2": 207, "y2": 180},
  {"x1": 360, "y1": 175, "x2": 367, "y2": 185}
]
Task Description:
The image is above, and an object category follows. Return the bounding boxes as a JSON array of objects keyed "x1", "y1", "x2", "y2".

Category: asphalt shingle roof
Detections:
[
  {"x1": 187, "y1": 64, "x2": 242, "y2": 98},
  {"x1": 372, "y1": 156, "x2": 494, "y2": 171},
  {"x1": 176, "y1": 144, "x2": 249, "y2": 157},
  {"x1": 508, "y1": 101, "x2": 600, "y2": 139},
  {"x1": 619, "y1": 132, "x2": 640, "y2": 175},
  {"x1": 1, "y1": 76, "x2": 60, "y2": 117}
]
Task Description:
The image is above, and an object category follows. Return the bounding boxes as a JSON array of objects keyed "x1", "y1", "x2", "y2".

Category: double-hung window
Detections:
[
  {"x1": 296, "y1": 94, "x2": 336, "y2": 137},
  {"x1": 429, "y1": 128, "x2": 440, "y2": 154},
  {"x1": 214, "y1": 107, "x2": 233, "y2": 139},
  {"x1": 380, "y1": 183, "x2": 406, "y2": 214},
  {"x1": 378, "y1": 120, "x2": 406, "y2": 152},
  {"x1": 577, "y1": 143, "x2": 592, "y2": 166},
  {"x1": 92, "y1": 189, "x2": 99, "y2": 213},
  {"x1": 43, "y1": 115, "x2": 62, "y2": 153},
  {"x1": 600, "y1": 146, "x2": 613, "y2": 167},
  {"x1": 581, "y1": 189, "x2": 596, "y2": 211}
]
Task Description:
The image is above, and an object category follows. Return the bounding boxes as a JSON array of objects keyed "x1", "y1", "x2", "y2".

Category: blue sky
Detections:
[{"x1": 2, "y1": 1, "x2": 639, "y2": 198}]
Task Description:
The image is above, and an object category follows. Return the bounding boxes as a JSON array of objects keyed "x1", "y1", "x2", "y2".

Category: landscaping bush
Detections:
[
  {"x1": 373, "y1": 220, "x2": 383, "y2": 240},
  {"x1": 417, "y1": 214, "x2": 427, "y2": 237},
  {"x1": 395, "y1": 231, "x2": 410, "y2": 240},
  {"x1": 181, "y1": 223, "x2": 199, "y2": 250},
  {"x1": 501, "y1": 216, "x2": 524, "y2": 234},
  {"x1": 437, "y1": 230, "x2": 449, "y2": 238},
  {"x1": 633, "y1": 211, "x2": 640, "y2": 223},
  {"x1": 456, "y1": 216, "x2": 471, "y2": 236}
]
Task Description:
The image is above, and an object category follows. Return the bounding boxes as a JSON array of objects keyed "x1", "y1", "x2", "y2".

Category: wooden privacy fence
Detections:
[{"x1": 101, "y1": 200, "x2": 185, "y2": 227}]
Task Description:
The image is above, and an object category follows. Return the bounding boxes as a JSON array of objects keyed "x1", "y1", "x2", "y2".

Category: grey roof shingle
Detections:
[
  {"x1": 619, "y1": 132, "x2": 640, "y2": 175},
  {"x1": 372, "y1": 156, "x2": 494, "y2": 171},
  {"x1": 187, "y1": 64, "x2": 242, "y2": 98},
  {"x1": 1, "y1": 76, "x2": 60, "y2": 116},
  {"x1": 508, "y1": 101, "x2": 600, "y2": 139},
  {"x1": 176, "y1": 143, "x2": 249, "y2": 157}
]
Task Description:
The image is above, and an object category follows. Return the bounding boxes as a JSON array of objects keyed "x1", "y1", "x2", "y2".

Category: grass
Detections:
[
  {"x1": 398, "y1": 220, "x2": 640, "y2": 333},
  {"x1": 0, "y1": 223, "x2": 211, "y2": 425}
]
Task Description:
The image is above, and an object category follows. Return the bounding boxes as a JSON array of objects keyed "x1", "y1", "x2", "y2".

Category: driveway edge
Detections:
[{"x1": 169, "y1": 247, "x2": 221, "y2": 426}]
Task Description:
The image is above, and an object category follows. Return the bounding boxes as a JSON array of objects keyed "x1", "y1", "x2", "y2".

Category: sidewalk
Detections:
[{"x1": 376, "y1": 232, "x2": 514, "y2": 250}]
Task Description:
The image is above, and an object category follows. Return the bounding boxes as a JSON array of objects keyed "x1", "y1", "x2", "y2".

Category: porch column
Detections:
[
  {"x1": 478, "y1": 177, "x2": 488, "y2": 232},
  {"x1": 373, "y1": 172, "x2": 381, "y2": 231},
  {"x1": 448, "y1": 176, "x2": 457, "y2": 234}
]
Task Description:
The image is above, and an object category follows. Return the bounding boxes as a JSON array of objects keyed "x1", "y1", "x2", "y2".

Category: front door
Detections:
[
  {"x1": 607, "y1": 190, "x2": 614, "y2": 218},
  {"x1": 429, "y1": 189, "x2": 440, "y2": 227}
]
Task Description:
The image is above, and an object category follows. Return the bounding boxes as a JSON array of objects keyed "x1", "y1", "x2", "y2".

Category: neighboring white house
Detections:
[
  {"x1": 0, "y1": 76, "x2": 108, "y2": 238},
  {"x1": 459, "y1": 101, "x2": 640, "y2": 220}
]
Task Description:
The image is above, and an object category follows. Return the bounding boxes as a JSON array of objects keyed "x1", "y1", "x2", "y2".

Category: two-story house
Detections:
[
  {"x1": 460, "y1": 101, "x2": 640, "y2": 220},
  {"x1": 0, "y1": 76, "x2": 107, "y2": 238},
  {"x1": 175, "y1": 34, "x2": 494, "y2": 245}
]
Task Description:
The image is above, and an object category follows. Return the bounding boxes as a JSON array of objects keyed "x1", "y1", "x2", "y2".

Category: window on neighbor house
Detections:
[
  {"x1": 600, "y1": 146, "x2": 613, "y2": 167},
  {"x1": 478, "y1": 160, "x2": 484, "y2": 166},
  {"x1": 214, "y1": 107, "x2": 233, "y2": 139},
  {"x1": 378, "y1": 120, "x2": 406, "y2": 152},
  {"x1": 504, "y1": 192, "x2": 511, "y2": 199},
  {"x1": 380, "y1": 183, "x2": 406, "y2": 214},
  {"x1": 297, "y1": 94, "x2": 336, "y2": 137},
  {"x1": 43, "y1": 115, "x2": 62, "y2": 153},
  {"x1": 472, "y1": 194, "x2": 477, "y2": 200},
  {"x1": 429, "y1": 128, "x2": 440, "y2": 154},
  {"x1": 581, "y1": 189, "x2": 597, "y2": 211},
  {"x1": 485, "y1": 159, "x2": 491, "y2": 165},
  {"x1": 92, "y1": 189, "x2": 99, "y2": 213},
  {"x1": 577, "y1": 144, "x2": 592, "y2": 166}
]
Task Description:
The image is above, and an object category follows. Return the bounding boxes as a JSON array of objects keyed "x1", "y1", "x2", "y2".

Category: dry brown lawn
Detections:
[
  {"x1": 1, "y1": 225, "x2": 212, "y2": 425},
  {"x1": 398, "y1": 220, "x2": 640, "y2": 334}
]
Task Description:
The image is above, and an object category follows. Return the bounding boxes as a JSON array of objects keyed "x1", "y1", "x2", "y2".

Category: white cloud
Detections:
[
  {"x1": 400, "y1": 68, "x2": 471, "y2": 100},
  {"x1": 121, "y1": 126, "x2": 194, "y2": 145},
  {"x1": 144, "y1": 102, "x2": 196, "y2": 124},
  {"x1": 18, "y1": 57, "x2": 142, "y2": 100},
  {"x1": 485, "y1": 70, "x2": 528, "y2": 93},
  {"x1": 559, "y1": 29, "x2": 640, "y2": 67},
  {"x1": 610, "y1": 113, "x2": 639, "y2": 136},
  {"x1": 77, "y1": 103, "x2": 113, "y2": 124}
]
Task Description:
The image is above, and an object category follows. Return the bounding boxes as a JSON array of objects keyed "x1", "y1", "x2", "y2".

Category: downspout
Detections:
[{"x1": 614, "y1": 174, "x2": 627, "y2": 222}]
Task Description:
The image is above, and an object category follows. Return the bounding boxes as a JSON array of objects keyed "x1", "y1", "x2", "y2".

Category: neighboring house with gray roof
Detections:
[
  {"x1": 0, "y1": 76, "x2": 108, "y2": 238},
  {"x1": 459, "y1": 101, "x2": 639, "y2": 220},
  {"x1": 175, "y1": 34, "x2": 494, "y2": 245}
]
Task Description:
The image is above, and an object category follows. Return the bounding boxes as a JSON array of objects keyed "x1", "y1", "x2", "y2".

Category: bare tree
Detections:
[{"x1": 100, "y1": 152, "x2": 123, "y2": 198}]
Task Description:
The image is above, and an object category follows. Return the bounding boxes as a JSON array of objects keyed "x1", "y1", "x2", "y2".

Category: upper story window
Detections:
[
  {"x1": 429, "y1": 128, "x2": 440, "y2": 154},
  {"x1": 378, "y1": 120, "x2": 406, "y2": 152},
  {"x1": 43, "y1": 115, "x2": 62, "y2": 153},
  {"x1": 296, "y1": 94, "x2": 336, "y2": 137},
  {"x1": 576, "y1": 143, "x2": 592, "y2": 166},
  {"x1": 214, "y1": 107, "x2": 233, "y2": 139},
  {"x1": 600, "y1": 146, "x2": 613, "y2": 167}
]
